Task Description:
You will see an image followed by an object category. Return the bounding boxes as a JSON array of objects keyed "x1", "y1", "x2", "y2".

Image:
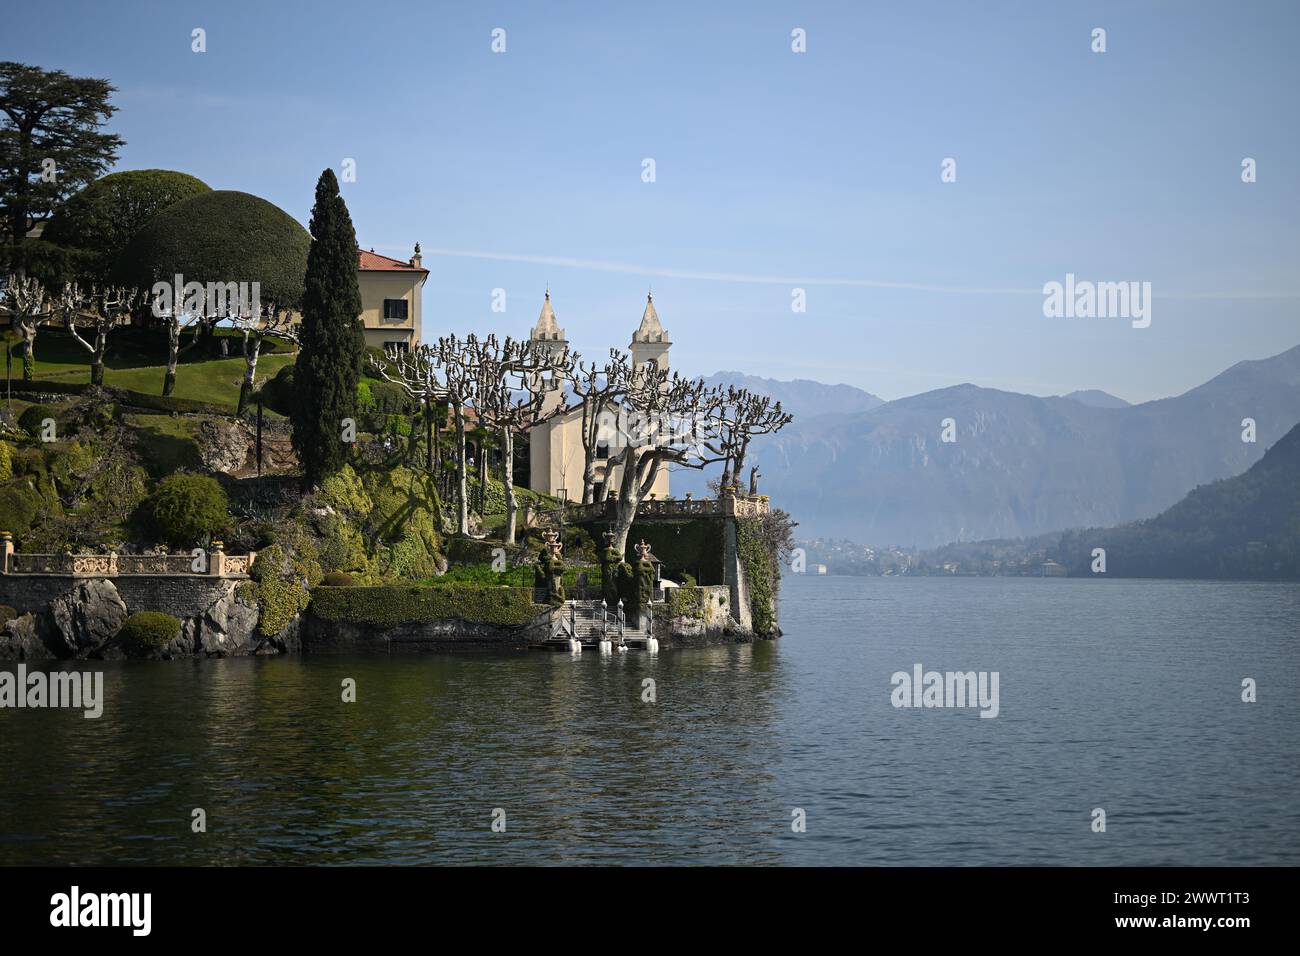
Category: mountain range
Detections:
[
  {"x1": 691, "y1": 344, "x2": 1300, "y2": 548},
  {"x1": 1054, "y1": 420, "x2": 1300, "y2": 578}
]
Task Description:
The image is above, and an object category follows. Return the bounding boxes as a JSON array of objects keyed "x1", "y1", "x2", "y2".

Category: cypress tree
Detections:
[{"x1": 292, "y1": 169, "x2": 365, "y2": 488}]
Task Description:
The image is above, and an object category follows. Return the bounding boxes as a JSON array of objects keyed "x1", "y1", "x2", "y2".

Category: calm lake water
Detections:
[{"x1": 2, "y1": 576, "x2": 1298, "y2": 866}]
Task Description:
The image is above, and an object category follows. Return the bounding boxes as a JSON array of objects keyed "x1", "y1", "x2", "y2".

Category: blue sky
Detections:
[{"x1": 5, "y1": 0, "x2": 1298, "y2": 401}]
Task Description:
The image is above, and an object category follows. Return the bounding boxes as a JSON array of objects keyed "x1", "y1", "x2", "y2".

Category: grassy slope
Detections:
[{"x1": 7, "y1": 328, "x2": 295, "y2": 408}]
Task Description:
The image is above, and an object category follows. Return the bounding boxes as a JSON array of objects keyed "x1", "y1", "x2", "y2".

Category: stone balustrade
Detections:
[
  {"x1": 0, "y1": 533, "x2": 255, "y2": 578},
  {"x1": 563, "y1": 492, "x2": 771, "y2": 524}
]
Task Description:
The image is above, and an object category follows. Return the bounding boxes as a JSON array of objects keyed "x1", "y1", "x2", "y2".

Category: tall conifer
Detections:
[{"x1": 292, "y1": 169, "x2": 364, "y2": 487}]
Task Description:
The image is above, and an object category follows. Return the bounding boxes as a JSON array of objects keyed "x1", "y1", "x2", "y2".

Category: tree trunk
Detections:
[
  {"x1": 453, "y1": 401, "x2": 468, "y2": 535},
  {"x1": 610, "y1": 447, "x2": 659, "y2": 555},
  {"x1": 424, "y1": 399, "x2": 434, "y2": 473},
  {"x1": 580, "y1": 396, "x2": 597, "y2": 504},
  {"x1": 164, "y1": 325, "x2": 180, "y2": 396},
  {"x1": 501, "y1": 424, "x2": 517, "y2": 546},
  {"x1": 238, "y1": 339, "x2": 260, "y2": 416},
  {"x1": 19, "y1": 323, "x2": 35, "y2": 382}
]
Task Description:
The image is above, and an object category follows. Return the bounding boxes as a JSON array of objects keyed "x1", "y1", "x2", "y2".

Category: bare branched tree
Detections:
[
  {"x1": 602, "y1": 364, "x2": 725, "y2": 553},
  {"x1": 61, "y1": 283, "x2": 138, "y2": 386},
  {"x1": 150, "y1": 284, "x2": 209, "y2": 398},
  {"x1": 3, "y1": 273, "x2": 50, "y2": 381},
  {"x1": 229, "y1": 302, "x2": 297, "y2": 415},
  {"x1": 470, "y1": 334, "x2": 567, "y2": 545},
  {"x1": 565, "y1": 348, "x2": 628, "y2": 504},
  {"x1": 435, "y1": 334, "x2": 478, "y2": 536},
  {"x1": 368, "y1": 342, "x2": 446, "y2": 474},
  {"x1": 702, "y1": 385, "x2": 793, "y2": 488}
]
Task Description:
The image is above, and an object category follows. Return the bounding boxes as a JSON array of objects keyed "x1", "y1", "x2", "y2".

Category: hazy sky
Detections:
[{"x1": 6, "y1": 1, "x2": 1298, "y2": 402}]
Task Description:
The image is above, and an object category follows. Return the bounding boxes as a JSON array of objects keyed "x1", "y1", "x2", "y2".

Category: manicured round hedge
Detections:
[
  {"x1": 321, "y1": 570, "x2": 355, "y2": 587},
  {"x1": 150, "y1": 474, "x2": 229, "y2": 546},
  {"x1": 118, "y1": 190, "x2": 311, "y2": 308},
  {"x1": 43, "y1": 169, "x2": 211, "y2": 282},
  {"x1": 118, "y1": 610, "x2": 181, "y2": 648}
]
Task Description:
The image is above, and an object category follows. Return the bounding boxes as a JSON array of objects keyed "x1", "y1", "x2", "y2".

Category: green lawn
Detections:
[
  {"x1": 123, "y1": 414, "x2": 204, "y2": 476},
  {"x1": 5, "y1": 328, "x2": 296, "y2": 408}
]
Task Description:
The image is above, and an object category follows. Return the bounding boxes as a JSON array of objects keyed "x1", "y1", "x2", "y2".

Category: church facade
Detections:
[{"x1": 527, "y1": 291, "x2": 672, "y2": 503}]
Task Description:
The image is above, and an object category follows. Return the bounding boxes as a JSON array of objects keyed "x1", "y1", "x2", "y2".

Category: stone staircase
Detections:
[{"x1": 544, "y1": 600, "x2": 653, "y2": 649}]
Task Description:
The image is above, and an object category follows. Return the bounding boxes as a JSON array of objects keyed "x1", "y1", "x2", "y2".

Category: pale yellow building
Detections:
[
  {"x1": 528, "y1": 291, "x2": 671, "y2": 502},
  {"x1": 356, "y1": 245, "x2": 427, "y2": 350}
]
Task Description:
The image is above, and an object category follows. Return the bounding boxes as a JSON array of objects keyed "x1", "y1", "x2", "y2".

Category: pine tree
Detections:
[{"x1": 292, "y1": 169, "x2": 364, "y2": 488}]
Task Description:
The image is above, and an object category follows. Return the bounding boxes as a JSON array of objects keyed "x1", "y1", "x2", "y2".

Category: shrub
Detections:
[
  {"x1": 0, "y1": 441, "x2": 11, "y2": 481},
  {"x1": 368, "y1": 379, "x2": 414, "y2": 414},
  {"x1": 116, "y1": 190, "x2": 310, "y2": 308},
  {"x1": 0, "y1": 604, "x2": 17, "y2": 626},
  {"x1": 355, "y1": 381, "x2": 376, "y2": 415},
  {"x1": 258, "y1": 363, "x2": 296, "y2": 416},
  {"x1": 309, "y1": 584, "x2": 538, "y2": 628},
  {"x1": 150, "y1": 474, "x2": 229, "y2": 546},
  {"x1": 240, "y1": 542, "x2": 316, "y2": 636},
  {"x1": 18, "y1": 404, "x2": 59, "y2": 438},
  {"x1": 43, "y1": 169, "x2": 211, "y2": 283},
  {"x1": 321, "y1": 570, "x2": 355, "y2": 587},
  {"x1": 319, "y1": 464, "x2": 372, "y2": 516},
  {"x1": 118, "y1": 610, "x2": 181, "y2": 649}
]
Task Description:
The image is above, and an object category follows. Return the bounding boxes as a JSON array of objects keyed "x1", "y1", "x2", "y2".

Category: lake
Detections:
[{"x1": 2, "y1": 575, "x2": 1297, "y2": 865}]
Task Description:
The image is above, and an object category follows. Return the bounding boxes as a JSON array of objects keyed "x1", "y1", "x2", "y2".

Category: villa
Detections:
[{"x1": 356, "y1": 245, "x2": 427, "y2": 351}]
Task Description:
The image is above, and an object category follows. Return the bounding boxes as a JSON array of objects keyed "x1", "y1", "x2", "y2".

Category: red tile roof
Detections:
[{"x1": 358, "y1": 249, "x2": 428, "y2": 273}]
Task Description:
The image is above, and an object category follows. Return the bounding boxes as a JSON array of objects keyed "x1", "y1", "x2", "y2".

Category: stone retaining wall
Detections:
[{"x1": 0, "y1": 574, "x2": 234, "y2": 618}]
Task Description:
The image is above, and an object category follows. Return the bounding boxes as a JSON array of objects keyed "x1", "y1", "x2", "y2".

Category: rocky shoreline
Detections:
[{"x1": 0, "y1": 578, "x2": 755, "y2": 660}]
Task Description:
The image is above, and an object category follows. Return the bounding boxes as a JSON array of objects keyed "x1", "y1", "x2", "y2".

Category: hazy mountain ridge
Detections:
[
  {"x1": 1054, "y1": 421, "x2": 1300, "y2": 578},
  {"x1": 702, "y1": 371, "x2": 883, "y2": 421},
  {"x1": 1060, "y1": 389, "x2": 1130, "y2": 408},
  {"x1": 679, "y1": 345, "x2": 1300, "y2": 548}
]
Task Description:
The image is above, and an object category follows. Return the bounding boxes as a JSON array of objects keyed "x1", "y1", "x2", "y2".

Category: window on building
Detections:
[
  {"x1": 386, "y1": 340, "x2": 409, "y2": 354},
  {"x1": 383, "y1": 298, "x2": 409, "y2": 321},
  {"x1": 595, "y1": 441, "x2": 609, "y2": 459}
]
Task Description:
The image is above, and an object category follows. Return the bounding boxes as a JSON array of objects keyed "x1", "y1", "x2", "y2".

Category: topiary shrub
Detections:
[
  {"x1": 321, "y1": 570, "x2": 354, "y2": 587},
  {"x1": 309, "y1": 584, "x2": 537, "y2": 628},
  {"x1": 0, "y1": 441, "x2": 12, "y2": 481},
  {"x1": 18, "y1": 404, "x2": 58, "y2": 438},
  {"x1": 150, "y1": 474, "x2": 229, "y2": 546},
  {"x1": 116, "y1": 190, "x2": 310, "y2": 307},
  {"x1": 42, "y1": 169, "x2": 212, "y2": 283},
  {"x1": 118, "y1": 610, "x2": 181, "y2": 649}
]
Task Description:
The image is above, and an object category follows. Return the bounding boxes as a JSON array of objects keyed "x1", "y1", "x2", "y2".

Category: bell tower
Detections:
[
  {"x1": 630, "y1": 290, "x2": 670, "y2": 373},
  {"x1": 530, "y1": 289, "x2": 568, "y2": 415}
]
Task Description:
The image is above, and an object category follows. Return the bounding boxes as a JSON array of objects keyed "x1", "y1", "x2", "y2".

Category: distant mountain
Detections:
[
  {"x1": 702, "y1": 371, "x2": 883, "y2": 421},
  {"x1": 1053, "y1": 423, "x2": 1300, "y2": 579},
  {"x1": 682, "y1": 344, "x2": 1300, "y2": 548},
  {"x1": 1060, "y1": 389, "x2": 1130, "y2": 409}
]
